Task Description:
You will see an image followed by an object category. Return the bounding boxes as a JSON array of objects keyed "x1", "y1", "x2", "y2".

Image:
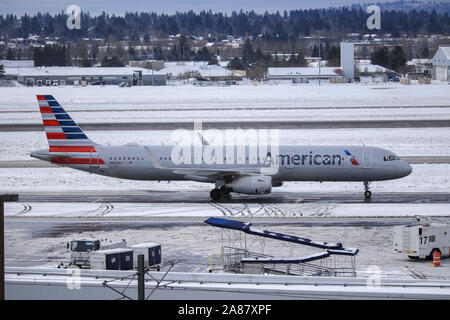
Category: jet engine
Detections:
[{"x1": 227, "y1": 176, "x2": 272, "y2": 194}]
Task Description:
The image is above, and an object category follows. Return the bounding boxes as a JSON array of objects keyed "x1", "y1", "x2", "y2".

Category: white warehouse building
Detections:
[{"x1": 432, "y1": 46, "x2": 450, "y2": 81}]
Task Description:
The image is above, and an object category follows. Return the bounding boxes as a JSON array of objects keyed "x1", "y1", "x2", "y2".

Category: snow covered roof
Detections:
[
  {"x1": 0, "y1": 60, "x2": 34, "y2": 68},
  {"x1": 432, "y1": 46, "x2": 450, "y2": 66},
  {"x1": 267, "y1": 67, "x2": 343, "y2": 77},
  {"x1": 438, "y1": 47, "x2": 450, "y2": 60},
  {"x1": 159, "y1": 61, "x2": 240, "y2": 78},
  {"x1": 7, "y1": 66, "x2": 165, "y2": 77},
  {"x1": 356, "y1": 60, "x2": 393, "y2": 74}
]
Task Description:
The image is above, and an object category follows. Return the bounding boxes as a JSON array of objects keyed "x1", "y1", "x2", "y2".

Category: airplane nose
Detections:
[{"x1": 401, "y1": 161, "x2": 413, "y2": 177}]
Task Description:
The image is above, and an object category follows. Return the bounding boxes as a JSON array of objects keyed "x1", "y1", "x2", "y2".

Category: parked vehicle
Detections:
[{"x1": 393, "y1": 222, "x2": 450, "y2": 259}]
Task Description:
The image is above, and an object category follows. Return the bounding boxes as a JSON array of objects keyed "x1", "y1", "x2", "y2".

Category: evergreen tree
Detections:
[
  {"x1": 388, "y1": 45, "x2": 407, "y2": 72},
  {"x1": 0, "y1": 64, "x2": 5, "y2": 78},
  {"x1": 208, "y1": 55, "x2": 218, "y2": 65},
  {"x1": 101, "y1": 56, "x2": 124, "y2": 67},
  {"x1": 6, "y1": 48, "x2": 14, "y2": 60},
  {"x1": 227, "y1": 57, "x2": 245, "y2": 70},
  {"x1": 327, "y1": 46, "x2": 340, "y2": 67},
  {"x1": 312, "y1": 44, "x2": 319, "y2": 57},
  {"x1": 241, "y1": 39, "x2": 254, "y2": 68},
  {"x1": 80, "y1": 58, "x2": 91, "y2": 67},
  {"x1": 370, "y1": 47, "x2": 390, "y2": 68}
]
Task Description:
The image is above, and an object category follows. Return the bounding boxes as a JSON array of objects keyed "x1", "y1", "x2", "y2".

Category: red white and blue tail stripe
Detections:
[{"x1": 37, "y1": 95, "x2": 105, "y2": 166}]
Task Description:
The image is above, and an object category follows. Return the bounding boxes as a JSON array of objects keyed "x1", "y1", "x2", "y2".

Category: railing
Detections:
[{"x1": 221, "y1": 247, "x2": 356, "y2": 277}]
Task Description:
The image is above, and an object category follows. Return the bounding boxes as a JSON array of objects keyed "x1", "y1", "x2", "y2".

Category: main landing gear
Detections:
[
  {"x1": 210, "y1": 186, "x2": 231, "y2": 201},
  {"x1": 364, "y1": 181, "x2": 372, "y2": 201}
]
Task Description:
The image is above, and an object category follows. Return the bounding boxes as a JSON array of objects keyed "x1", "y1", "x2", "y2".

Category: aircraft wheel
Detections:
[
  {"x1": 210, "y1": 189, "x2": 222, "y2": 201},
  {"x1": 364, "y1": 190, "x2": 372, "y2": 199},
  {"x1": 220, "y1": 186, "x2": 231, "y2": 195}
]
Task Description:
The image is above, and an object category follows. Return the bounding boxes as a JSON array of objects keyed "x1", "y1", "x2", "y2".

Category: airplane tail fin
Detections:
[{"x1": 36, "y1": 94, "x2": 97, "y2": 149}]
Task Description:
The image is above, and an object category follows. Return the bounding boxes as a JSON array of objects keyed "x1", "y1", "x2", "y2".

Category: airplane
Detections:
[{"x1": 31, "y1": 95, "x2": 412, "y2": 201}]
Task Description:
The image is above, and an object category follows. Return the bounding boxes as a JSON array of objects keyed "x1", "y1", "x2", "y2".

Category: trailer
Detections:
[
  {"x1": 90, "y1": 248, "x2": 134, "y2": 270},
  {"x1": 130, "y1": 242, "x2": 162, "y2": 269},
  {"x1": 67, "y1": 238, "x2": 127, "y2": 268},
  {"x1": 393, "y1": 222, "x2": 450, "y2": 259}
]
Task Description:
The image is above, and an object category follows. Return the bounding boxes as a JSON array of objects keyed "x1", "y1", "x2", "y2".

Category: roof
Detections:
[
  {"x1": 159, "y1": 61, "x2": 241, "y2": 78},
  {"x1": 0, "y1": 59, "x2": 34, "y2": 68},
  {"x1": 356, "y1": 62, "x2": 390, "y2": 74},
  {"x1": 438, "y1": 47, "x2": 450, "y2": 60},
  {"x1": 131, "y1": 242, "x2": 160, "y2": 248},
  {"x1": 7, "y1": 66, "x2": 165, "y2": 77},
  {"x1": 432, "y1": 47, "x2": 450, "y2": 66},
  {"x1": 91, "y1": 248, "x2": 133, "y2": 254},
  {"x1": 267, "y1": 67, "x2": 343, "y2": 77}
]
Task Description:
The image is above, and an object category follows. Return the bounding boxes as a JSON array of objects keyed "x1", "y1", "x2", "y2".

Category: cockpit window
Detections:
[{"x1": 384, "y1": 155, "x2": 400, "y2": 161}]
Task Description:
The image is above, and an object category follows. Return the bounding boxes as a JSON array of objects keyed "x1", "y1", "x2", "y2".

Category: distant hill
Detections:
[{"x1": 351, "y1": 0, "x2": 450, "y2": 14}]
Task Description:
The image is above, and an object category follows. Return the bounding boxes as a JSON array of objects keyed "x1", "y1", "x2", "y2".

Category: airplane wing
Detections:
[{"x1": 143, "y1": 146, "x2": 279, "y2": 178}]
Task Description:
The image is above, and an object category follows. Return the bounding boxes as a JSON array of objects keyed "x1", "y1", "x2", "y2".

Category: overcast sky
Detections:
[{"x1": 0, "y1": 0, "x2": 407, "y2": 16}]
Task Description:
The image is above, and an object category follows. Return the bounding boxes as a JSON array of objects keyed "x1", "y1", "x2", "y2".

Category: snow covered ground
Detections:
[
  {"x1": 4, "y1": 201, "x2": 450, "y2": 218},
  {"x1": 1, "y1": 83, "x2": 450, "y2": 124},
  {"x1": 1, "y1": 82, "x2": 450, "y2": 111}
]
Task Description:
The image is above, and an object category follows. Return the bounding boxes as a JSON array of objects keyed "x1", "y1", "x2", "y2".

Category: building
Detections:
[
  {"x1": 355, "y1": 60, "x2": 398, "y2": 83},
  {"x1": 9, "y1": 66, "x2": 166, "y2": 86},
  {"x1": 432, "y1": 46, "x2": 450, "y2": 81},
  {"x1": 159, "y1": 61, "x2": 242, "y2": 82},
  {"x1": 128, "y1": 60, "x2": 165, "y2": 71},
  {"x1": 266, "y1": 67, "x2": 344, "y2": 83},
  {"x1": 406, "y1": 59, "x2": 433, "y2": 80},
  {"x1": 340, "y1": 42, "x2": 355, "y2": 81}
]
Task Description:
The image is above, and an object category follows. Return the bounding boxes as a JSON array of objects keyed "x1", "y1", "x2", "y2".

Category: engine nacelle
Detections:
[{"x1": 228, "y1": 176, "x2": 272, "y2": 195}]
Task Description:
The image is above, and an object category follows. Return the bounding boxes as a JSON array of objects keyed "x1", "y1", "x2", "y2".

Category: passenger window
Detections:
[{"x1": 429, "y1": 235, "x2": 436, "y2": 243}]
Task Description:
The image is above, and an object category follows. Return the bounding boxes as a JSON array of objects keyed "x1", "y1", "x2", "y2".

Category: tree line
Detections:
[{"x1": 0, "y1": 7, "x2": 448, "y2": 41}]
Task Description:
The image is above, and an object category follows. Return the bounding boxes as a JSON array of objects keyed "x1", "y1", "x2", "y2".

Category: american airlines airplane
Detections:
[{"x1": 31, "y1": 95, "x2": 412, "y2": 201}]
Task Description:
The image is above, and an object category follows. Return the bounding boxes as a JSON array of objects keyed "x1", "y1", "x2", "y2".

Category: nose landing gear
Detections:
[
  {"x1": 210, "y1": 186, "x2": 232, "y2": 201},
  {"x1": 364, "y1": 181, "x2": 372, "y2": 201}
]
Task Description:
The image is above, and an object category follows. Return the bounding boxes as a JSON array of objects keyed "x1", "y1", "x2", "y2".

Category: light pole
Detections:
[
  {"x1": 318, "y1": 32, "x2": 321, "y2": 86},
  {"x1": 1, "y1": 193, "x2": 18, "y2": 300}
]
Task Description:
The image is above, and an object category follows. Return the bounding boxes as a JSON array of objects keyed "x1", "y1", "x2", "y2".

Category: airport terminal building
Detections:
[{"x1": 7, "y1": 66, "x2": 166, "y2": 86}]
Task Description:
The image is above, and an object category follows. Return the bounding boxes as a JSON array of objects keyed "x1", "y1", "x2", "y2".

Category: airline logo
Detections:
[
  {"x1": 37, "y1": 95, "x2": 105, "y2": 166},
  {"x1": 344, "y1": 149, "x2": 360, "y2": 166}
]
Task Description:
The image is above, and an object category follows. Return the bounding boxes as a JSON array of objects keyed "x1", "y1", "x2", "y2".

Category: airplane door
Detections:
[{"x1": 362, "y1": 150, "x2": 373, "y2": 169}]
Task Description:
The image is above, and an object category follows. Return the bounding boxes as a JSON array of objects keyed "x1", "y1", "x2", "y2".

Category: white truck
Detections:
[
  {"x1": 393, "y1": 222, "x2": 450, "y2": 260},
  {"x1": 67, "y1": 238, "x2": 127, "y2": 268}
]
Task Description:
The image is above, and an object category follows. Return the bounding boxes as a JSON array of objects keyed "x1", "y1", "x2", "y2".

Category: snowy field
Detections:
[
  {"x1": 4, "y1": 201, "x2": 450, "y2": 218},
  {"x1": 1, "y1": 82, "x2": 450, "y2": 111},
  {"x1": 1, "y1": 83, "x2": 450, "y2": 124}
]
